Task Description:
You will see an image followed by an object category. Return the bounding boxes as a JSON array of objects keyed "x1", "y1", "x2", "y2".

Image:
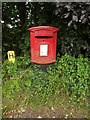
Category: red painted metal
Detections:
[{"x1": 28, "y1": 26, "x2": 60, "y2": 64}]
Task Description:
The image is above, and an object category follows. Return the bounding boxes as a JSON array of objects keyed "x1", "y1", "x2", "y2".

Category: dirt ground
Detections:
[{"x1": 3, "y1": 105, "x2": 89, "y2": 119}]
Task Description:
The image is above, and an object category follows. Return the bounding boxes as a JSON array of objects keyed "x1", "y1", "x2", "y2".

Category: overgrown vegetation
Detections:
[{"x1": 2, "y1": 54, "x2": 89, "y2": 116}]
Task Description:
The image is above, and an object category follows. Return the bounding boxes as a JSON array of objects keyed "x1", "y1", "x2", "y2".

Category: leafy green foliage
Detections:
[
  {"x1": 48, "y1": 54, "x2": 89, "y2": 107},
  {"x1": 2, "y1": 2, "x2": 90, "y2": 60},
  {"x1": 2, "y1": 54, "x2": 89, "y2": 113}
]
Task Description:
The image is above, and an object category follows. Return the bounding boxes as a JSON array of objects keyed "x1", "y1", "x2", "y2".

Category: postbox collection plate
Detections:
[{"x1": 40, "y1": 45, "x2": 48, "y2": 56}]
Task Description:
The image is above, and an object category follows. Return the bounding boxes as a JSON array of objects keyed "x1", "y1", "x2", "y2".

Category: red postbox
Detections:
[{"x1": 28, "y1": 26, "x2": 59, "y2": 64}]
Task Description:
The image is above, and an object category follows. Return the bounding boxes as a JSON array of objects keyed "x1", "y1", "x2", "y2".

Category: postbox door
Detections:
[{"x1": 34, "y1": 32, "x2": 55, "y2": 63}]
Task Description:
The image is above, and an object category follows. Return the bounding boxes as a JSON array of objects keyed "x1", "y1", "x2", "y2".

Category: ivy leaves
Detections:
[{"x1": 48, "y1": 54, "x2": 89, "y2": 107}]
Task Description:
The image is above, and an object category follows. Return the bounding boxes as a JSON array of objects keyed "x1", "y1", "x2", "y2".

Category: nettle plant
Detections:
[{"x1": 48, "y1": 54, "x2": 89, "y2": 106}]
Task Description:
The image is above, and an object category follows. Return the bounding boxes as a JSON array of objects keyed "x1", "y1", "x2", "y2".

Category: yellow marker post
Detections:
[{"x1": 7, "y1": 51, "x2": 15, "y2": 63}]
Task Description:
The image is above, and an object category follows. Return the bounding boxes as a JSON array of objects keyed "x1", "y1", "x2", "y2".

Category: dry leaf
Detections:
[
  {"x1": 8, "y1": 116, "x2": 13, "y2": 118},
  {"x1": 37, "y1": 116, "x2": 42, "y2": 118},
  {"x1": 51, "y1": 107, "x2": 55, "y2": 111},
  {"x1": 53, "y1": 116, "x2": 55, "y2": 118}
]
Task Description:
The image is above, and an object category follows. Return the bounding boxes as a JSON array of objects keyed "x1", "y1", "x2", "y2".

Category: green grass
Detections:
[{"x1": 2, "y1": 54, "x2": 89, "y2": 118}]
